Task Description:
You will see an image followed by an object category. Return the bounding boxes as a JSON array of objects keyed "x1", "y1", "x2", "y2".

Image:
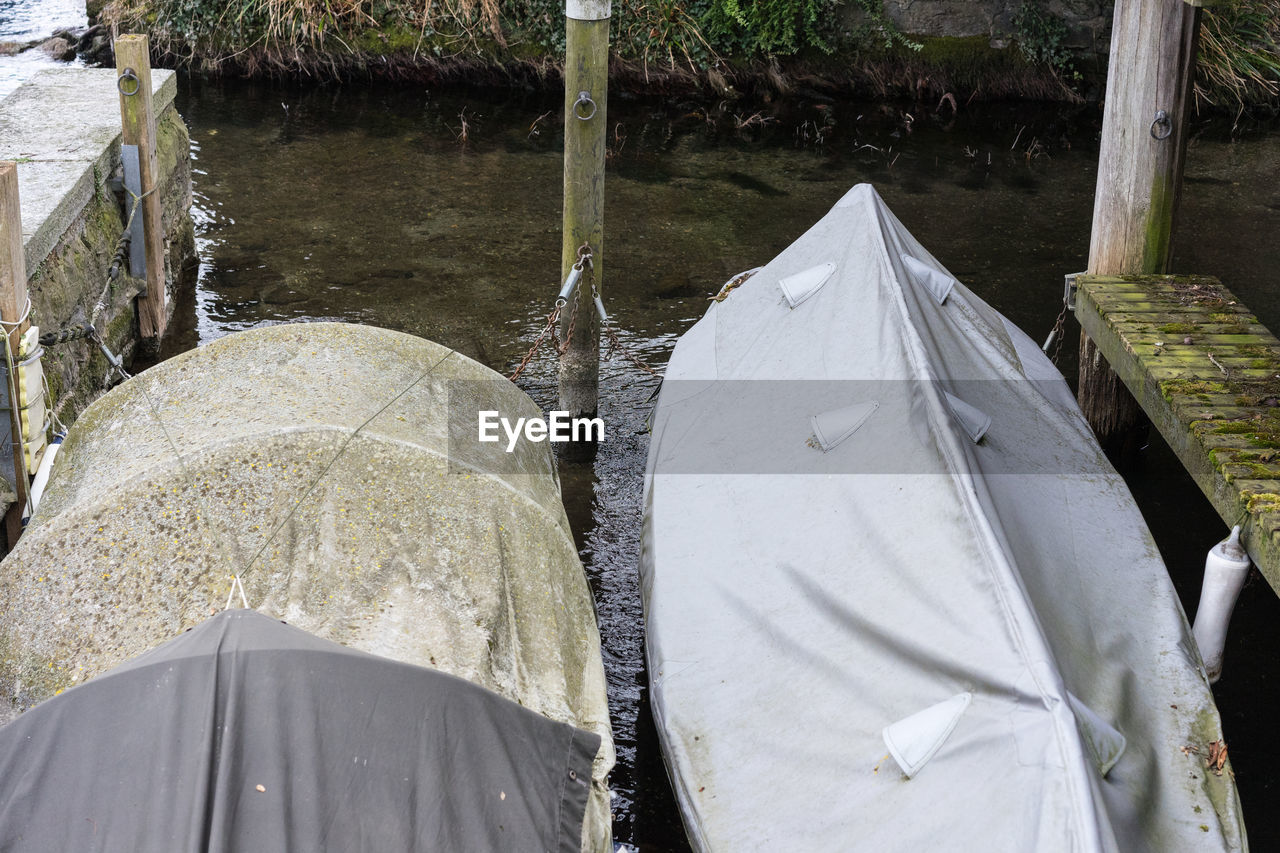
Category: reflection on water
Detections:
[
  {"x1": 172, "y1": 74, "x2": 1280, "y2": 850},
  {"x1": 0, "y1": 0, "x2": 85, "y2": 98}
]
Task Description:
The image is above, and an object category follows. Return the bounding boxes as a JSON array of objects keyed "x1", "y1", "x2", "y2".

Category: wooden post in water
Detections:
[
  {"x1": 114, "y1": 34, "x2": 168, "y2": 341},
  {"x1": 0, "y1": 162, "x2": 30, "y2": 546},
  {"x1": 1079, "y1": 0, "x2": 1200, "y2": 455},
  {"x1": 558, "y1": 0, "x2": 609, "y2": 453}
]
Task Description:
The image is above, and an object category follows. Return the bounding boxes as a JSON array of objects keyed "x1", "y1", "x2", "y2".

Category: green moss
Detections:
[
  {"x1": 1224, "y1": 462, "x2": 1280, "y2": 480},
  {"x1": 1162, "y1": 379, "x2": 1228, "y2": 400},
  {"x1": 1159, "y1": 322, "x2": 1199, "y2": 334},
  {"x1": 354, "y1": 26, "x2": 428, "y2": 54},
  {"x1": 1142, "y1": 174, "x2": 1174, "y2": 273},
  {"x1": 1213, "y1": 422, "x2": 1257, "y2": 435},
  {"x1": 1246, "y1": 492, "x2": 1280, "y2": 513}
]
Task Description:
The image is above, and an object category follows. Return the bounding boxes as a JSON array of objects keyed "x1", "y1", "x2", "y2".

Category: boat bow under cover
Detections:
[
  {"x1": 0, "y1": 322, "x2": 614, "y2": 852},
  {"x1": 640, "y1": 185, "x2": 1246, "y2": 851}
]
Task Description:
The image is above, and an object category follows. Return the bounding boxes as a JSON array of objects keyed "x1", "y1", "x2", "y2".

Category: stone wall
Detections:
[
  {"x1": 0, "y1": 68, "x2": 195, "y2": 446},
  {"x1": 878, "y1": 0, "x2": 1111, "y2": 56}
]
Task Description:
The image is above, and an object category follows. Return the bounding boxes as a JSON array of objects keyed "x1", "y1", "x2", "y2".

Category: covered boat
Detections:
[
  {"x1": 0, "y1": 610, "x2": 600, "y2": 851},
  {"x1": 640, "y1": 185, "x2": 1246, "y2": 850},
  {"x1": 0, "y1": 322, "x2": 613, "y2": 851}
]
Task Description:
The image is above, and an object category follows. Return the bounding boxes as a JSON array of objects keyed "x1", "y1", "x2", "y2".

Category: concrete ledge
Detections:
[{"x1": 0, "y1": 68, "x2": 176, "y2": 273}]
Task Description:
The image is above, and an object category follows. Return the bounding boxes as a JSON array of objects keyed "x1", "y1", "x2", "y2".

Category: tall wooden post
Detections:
[
  {"x1": 0, "y1": 163, "x2": 31, "y2": 546},
  {"x1": 1079, "y1": 0, "x2": 1200, "y2": 454},
  {"x1": 558, "y1": 0, "x2": 609, "y2": 449},
  {"x1": 114, "y1": 34, "x2": 168, "y2": 341}
]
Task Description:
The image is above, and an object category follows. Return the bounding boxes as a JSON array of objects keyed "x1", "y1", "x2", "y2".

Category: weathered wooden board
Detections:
[{"x1": 1075, "y1": 273, "x2": 1280, "y2": 591}]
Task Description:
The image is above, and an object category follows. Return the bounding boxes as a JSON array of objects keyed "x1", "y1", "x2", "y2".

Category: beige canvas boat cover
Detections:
[
  {"x1": 0, "y1": 322, "x2": 614, "y2": 852},
  {"x1": 640, "y1": 185, "x2": 1246, "y2": 851}
]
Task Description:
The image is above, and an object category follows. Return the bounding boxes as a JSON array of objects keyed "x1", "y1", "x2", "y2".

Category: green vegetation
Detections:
[
  {"x1": 1011, "y1": 1, "x2": 1076, "y2": 82},
  {"x1": 99, "y1": 0, "x2": 1280, "y2": 108},
  {"x1": 1198, "y1": 0, "x2": 1280, "y2": 112}
]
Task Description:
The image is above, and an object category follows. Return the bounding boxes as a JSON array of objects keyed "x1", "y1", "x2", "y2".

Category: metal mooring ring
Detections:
[
  {"x1": 117, "y1": 68, "x2": 140, "y2": 97},
  {"x1": 573, "y1": 91, "x2": 597, "y2": 122},
  {"x1": 1150, "y1": 109, "x2": 1172, "y2": 140}
]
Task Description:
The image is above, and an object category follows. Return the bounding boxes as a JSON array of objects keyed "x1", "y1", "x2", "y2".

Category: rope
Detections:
[
  {"x1": 224, "y1": 574, "x2": 250, "y2": 610},
  {"x1": 711, "y1": 267, "x2": 760, "y2": 302},
  {"x1": 93, "y1": 183, "x2": 157, "y2": 326},
  {"x1": 40, "y1": 182, "x2": 159, "y2": 349},
  {"x1": 0, "y1": 326, "x2": 30, "y2": 491},
  {"x1": 0, "y1": 296, "x2": 32, "y2": 332},
  {"x1": 236, "y1": 348, "x2": 457, "y2": 580}
]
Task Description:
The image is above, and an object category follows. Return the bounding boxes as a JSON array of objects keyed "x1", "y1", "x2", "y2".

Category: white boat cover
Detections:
[{"x1": 640, "y1": 185, "x2": 1246, "y2": 851}]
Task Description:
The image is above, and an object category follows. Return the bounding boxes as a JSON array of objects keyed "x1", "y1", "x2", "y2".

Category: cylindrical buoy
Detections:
[{"x1": 1191, "y1": 525, "x2": 1252, "y2": 683}]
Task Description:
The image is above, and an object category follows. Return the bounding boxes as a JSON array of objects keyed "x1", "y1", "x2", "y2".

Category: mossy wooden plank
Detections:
[
  {"x1": 1188, "y1": 405, "x2": 1272, "y2": 418},
  {"x1": 1134, "y1": 349, "x2": 1278, "y2": 364},
  {"x1": 1147, "y1": 366, "x2": 1275, "y2": 381},
  {"x1": 1074, "y1": 272, "x2": 1280, "y2": 594},
  {"x1": 1084, "y1": 291, "x2": 1222, "y2": 306},
  {"x1": 1095, "y1": 307, "x2": 1254, "y2": 324},
  {"x1": 1117, "y1": 332, "x2": 1277, "y2": 348},
  {"x1": 1104, "y1": 315, "x2": 1260, "y2": 330}
]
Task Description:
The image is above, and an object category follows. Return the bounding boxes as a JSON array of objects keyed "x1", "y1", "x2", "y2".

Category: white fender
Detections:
[{"x1": 1191, "y1": 525, "x2": 1252, "y2": 683}]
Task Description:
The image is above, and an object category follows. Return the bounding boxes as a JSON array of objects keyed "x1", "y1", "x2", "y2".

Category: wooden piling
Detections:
[
  {"x1": 1078, "y1": 0, "x2": 1200, "y2": 455},
  {"x1": 0, "y1": 162, "x2": 30, "y2": 546},
  {"x1": 558, "y1": 0, "x2": 609, "y2": 451},
  {"x1": 114, "y1": 34, "x2": 168, "y2": 341}
]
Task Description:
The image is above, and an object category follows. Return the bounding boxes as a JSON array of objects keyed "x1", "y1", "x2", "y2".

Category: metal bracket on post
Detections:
[
  {"x1": 121, "y1": 144, "x2": 146, "y2": 283},
  {"x1": 1064, "y1": 271, "x2": 1083, "y2": 312}
]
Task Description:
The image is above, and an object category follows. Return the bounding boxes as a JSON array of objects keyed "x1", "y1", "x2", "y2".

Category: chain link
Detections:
[
  {"x1": 1042, "y1": 301, "x2": 1069, "y2": 365},
  {"x1": 508, "y1": 304, "x2": 562, "y2": 382},
  {"x1": 594, "y1": 274, "x2": 660, "y2": 375},
  {"x1": 510, "y1": 242, "x2": 662, "y2": 380}
]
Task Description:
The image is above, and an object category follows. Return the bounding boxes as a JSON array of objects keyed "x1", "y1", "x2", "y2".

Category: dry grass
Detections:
[{"x1": 1197, "y1": 0, "x2": 1280, "y2": 113}]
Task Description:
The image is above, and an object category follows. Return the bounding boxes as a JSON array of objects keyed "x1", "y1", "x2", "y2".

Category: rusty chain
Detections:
[
  {"x1": 509, "y1": 242, "x2": 662, "y2": 381},
  {"x1": 507, "y1": 303, "x2": 561, "y2": 382},
  {"x1": 1042, "y1": 301, "x2": 1069, "y2": 365},
  {"x1": 593, "y1": 271, "x2": 660, "y2": 376}
]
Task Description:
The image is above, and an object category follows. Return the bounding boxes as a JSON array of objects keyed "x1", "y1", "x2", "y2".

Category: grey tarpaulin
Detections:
[
  {"x1": 0, "y1": 610, "x2": 599, "y2": 851},
  {"x1": 0, "y1": 322, "x2": 613, "y2": 851},
  {"x1": 641, "y1": 185, "x2": 1247, "y2": 851}
]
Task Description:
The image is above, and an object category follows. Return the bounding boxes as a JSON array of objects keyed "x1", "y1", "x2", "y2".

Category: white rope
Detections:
[
  {"x1": 224, "y1": 575, "x2": 250, "y2": 610},
  {"x1": 0, "y1": 295, "x2": 32, "y2": 330}
]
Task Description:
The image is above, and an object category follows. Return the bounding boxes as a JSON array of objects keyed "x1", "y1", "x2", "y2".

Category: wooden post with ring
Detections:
[{"x1": 114, "y1": 34, "x2": 168, "y2": 341}]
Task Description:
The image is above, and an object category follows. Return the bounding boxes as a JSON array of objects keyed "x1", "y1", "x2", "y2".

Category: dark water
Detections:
[
  {"x1": 169, "y1": 74, "x2": 1280, "y2": 850},
  {"x1": 0, "y1": 0, "x2": 85, "y2": 98}
]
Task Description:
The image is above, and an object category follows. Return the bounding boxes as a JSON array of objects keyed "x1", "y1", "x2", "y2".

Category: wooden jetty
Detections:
[{"x1": 1074, "y1": 273, "x2": 1280, "y2": 589}]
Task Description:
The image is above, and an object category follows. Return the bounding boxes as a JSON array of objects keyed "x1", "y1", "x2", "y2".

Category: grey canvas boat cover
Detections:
[
  {"x1": 641, "y1": 185, "x2": 1247, "y2": 851},
  {"x1": 0, "y1": 322, "x2": 613, "y2": 851},
  {"x1": 0, "y1": 609, "x2": 599, "y2": 852}
]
